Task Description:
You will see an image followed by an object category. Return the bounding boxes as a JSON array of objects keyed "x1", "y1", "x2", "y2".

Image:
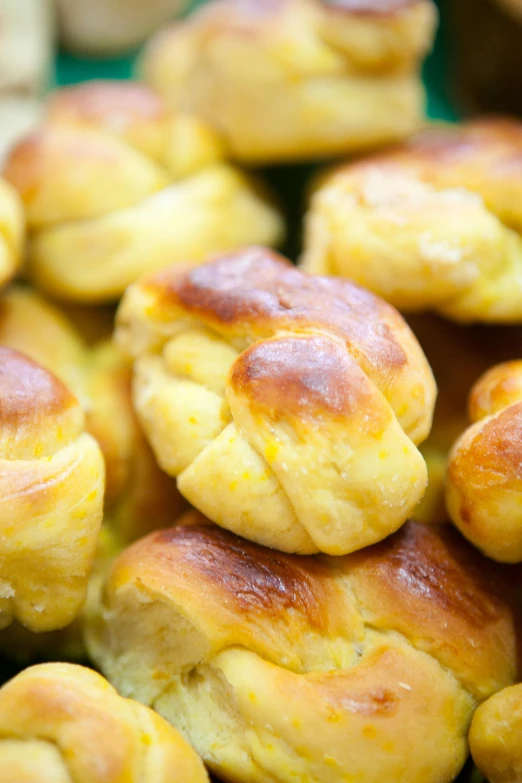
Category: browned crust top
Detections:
[
  {"x1": 353, "y1": 521, "x2": 512, "y2": 629},
  {"x1": 148, "y1": 248, "x2": 408, "y2": 372},
  {"x1": 151, "y1": 523, "x2": 334, "y2": 629},
  {"x1": 320, "y1": 0, "x2": 422, "y2": 15},
  {"x1": 455, "y1": 403, "x2": 522, "y2": 483},
  {"x1": 230, "y1": 335, "x2": 383, "y2": 423},
  {"x1": 0, "y1": 347, "x2": 77, "y2": 427}
]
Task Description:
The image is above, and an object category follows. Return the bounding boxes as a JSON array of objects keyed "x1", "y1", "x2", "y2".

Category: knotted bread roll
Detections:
[
  {"x1": 3, "y1": 81, "x2": 284, "y2": 302},
  {"x1": 0, "y1": 289, "x2": 185, "y2": 660},
  {"x1": 0, "y1": 285, "x2": 185, "y2": 544},
  {"x1": 0, "y1": 178, "x2": 24, "y2": 289},
  {"x1": 407, "y1": 316, "x2": 522, "y2": 523},
  {"x1": 88, "y1": 515, "x2": 517, "y2": 783},
  {"x1": 302, "y1": 119, "x2": 522, "y2": 322},
  {"x1": 0, "y1": 347, "x2": 104, "y2": 632},
  {"x1": 116, "y1": 247, "x2": 435, "y2": 555},
  {"x1": 446, "y1": 359, "x2": 522, "y2": 562},
  {"x1": 0, "y1": 662, "x2": 208, "y2": 783},
  {"x1": 470, "y1": 683, "x2": 522, "y2": 783},
  {"x1": 141, "y1": 0, "x2": 436, "y2": 164}
]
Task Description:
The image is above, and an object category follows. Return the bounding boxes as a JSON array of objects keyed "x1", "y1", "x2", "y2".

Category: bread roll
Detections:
[
  {"x1": 87, "y1": 516, "x2": 517, "y2": 783},
  {"x1": 0, "y1": 178, "x2": 24, "y2": 289},
  {"x1": 0, "y1": 662, "x2": 208, "y2": 782},
  {"x1": 116, "y1": 246, "x2": 435, "y2": 554},
  {"x1": 446, "y1": 359, "x2": 522, "y2": 562},
  {"x1": 470, "y1": 683, "x2": 522, "y2": 783},
  {"x1": 302, "y1": 119, "x2": 522, "y2": 322},
  {"x1": 0, "y1": 289, "x2": 185, "y2": 660},
  {"x1": 3, "y1": 81, "x2": 284, "y2": 302},
  {"x1": 407, "y1": 316, "x2": 522, "y2": 523},
  {"x1": 141, "y1": 0, "x2": 436, "y2": 164},
  {"x1": 0, "y1": 285, "x2": 185, "y2": 546},
  {"x1": 0, "y1": 347, "x2": 104, "y2": 632}
]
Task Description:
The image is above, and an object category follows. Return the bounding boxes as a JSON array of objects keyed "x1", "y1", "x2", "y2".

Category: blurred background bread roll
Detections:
[
  {"x1": 446, "y1": 359, "x2": 522, "y2": 562},
  {"x1": 2, "y1": 82, "x2": 285, "y2": 302},
  {"x1": 302, "y1": 120, "x2": 522, "y2": 323},
  {"x1": 0, "y1": 0, "x2": 53, "y2": 164},
  {"x1": 0, "y1": 347, "x2": 105, "y2": 633},
  {"x1": 470, "y1": 683, "x2": 522, "y2": 783},
  {"x1": 141, "y1": 0, "x2": 437, "y2": 163},
  {"x1": 57, "y1": 0, "x2": 190, "y2": 55}
]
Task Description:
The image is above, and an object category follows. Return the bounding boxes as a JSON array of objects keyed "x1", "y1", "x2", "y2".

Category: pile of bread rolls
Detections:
[{"x1": 0, "y1": 1, "x2": 521, "y2": 782}]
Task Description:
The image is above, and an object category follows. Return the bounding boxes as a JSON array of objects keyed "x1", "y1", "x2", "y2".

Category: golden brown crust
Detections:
[
  {"x1": 89, "y1": 519, "x2": 516, "y2": 783},
  {"x1": 446, "y1": 354, "x2": 522, "y2": 561},
  {"x1": 153, "y1": 522, "x2": 335, "y2": 626},
  {"x1": 102, "y1": 520, "x2": 516, "y2": 698},
  {"x1": 0, "y1": 349, "x2": 105, "y2": 632},
  {"x1": 143, "y1": 247, "x2": 420, "y2": 405},
  {"x1": 0, "y1": 663, "x2": 209, "y2": 783},
  {"x1": 469, "y1": 360, "x2": 522, "y2": 421},
  {"x1": 47, "y1": 81, "x2": 167, "y2": 126},
  {"x1": 117, "y1": 248, "x2": 435, "y2": 555},
  {"x1": 347, "y1": 522, "x2": 516, "y2": 696},
  {"x1": 0, "y1": 347, "x2": 78, "y2": 434},
  {"x1": 230, "y1": 336, "x2": 385, "y2": 423}
]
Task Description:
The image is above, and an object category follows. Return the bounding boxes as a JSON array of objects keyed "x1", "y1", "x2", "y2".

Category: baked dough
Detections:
[
  {"x1": 0, "y1": 662, "x2": 208, "y2": 782},
  {"x1": 3, "y1": 81, "x2": 284, "y2": 302},
  {"x1": 0, "y1": 347, "x2": 104, "y2": 632},
  {"x1": 116, "y1": 246, "x2": 436, "y2": 554},
  {"x1": 0, "y1": 285, "x2": 185, "y2": 546},
  {"x1": 141, "y1": 0, "x2": 436, "y2": 163},
  {"x1": 302, "y1": 119, "x2": 522, "y2": 322},
  {"x1": 446, "y1": 359, "x2": 522, "y2": 561},
  {"x1": 87, "y1": 515, "x2": 517, "y2": 783}
]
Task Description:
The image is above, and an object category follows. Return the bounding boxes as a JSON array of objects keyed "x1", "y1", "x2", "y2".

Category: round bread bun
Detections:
[
  {"x1": 2, "y1": 81, "x2": 284, "y2": 302},
  {"x1": 0, "y1": 177, "x2": 23, "y2": 289},
  {"x1": 446, "y1": 359, "x2": 522, "y2": 562},
  {"x1": 141, "y1": 0, "x2": 436, "y2": 163},
  {"x1": 0, "y1": 347, "x2": 105, "y2": 632},
  {"x1": 116, "y1": 246, "x2": 436, "y2": 555},
  {"x1": 87, "y1": 515, "x2": 518, "y2": 783},
  {"x1": 302, "y1": 119, "x2": 522, "y2": 323},
  {"x1": 0, "y1": 662, "x2": 208, "y2": 782},
  {"x1": 470, "y1": 682, "x2": 522, "y2": 783}
]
